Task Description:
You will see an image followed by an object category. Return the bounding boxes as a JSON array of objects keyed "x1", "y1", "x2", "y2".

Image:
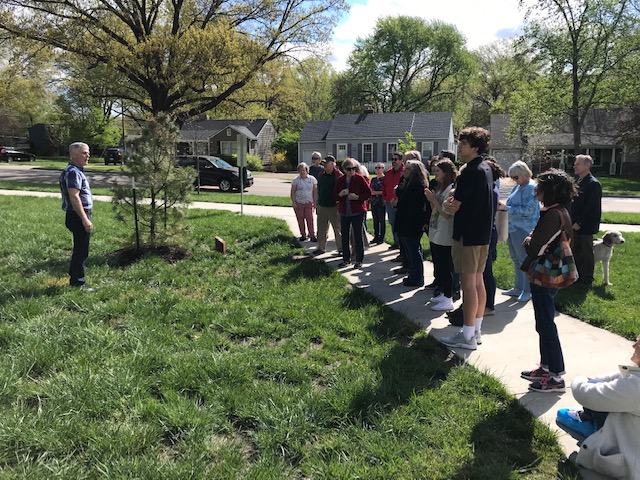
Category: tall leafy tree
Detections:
[
  {"x1": 209, "y1": 59, "x2": 307, "y2": 132},
  {"x1": 295, "y1": 56, "x2": 336, "y2": 122},
  {"x1": 466, "y1": 41, "x2": 540, "y2": 126},
  {"x1": 0, "y1": 40, "x2": 57, "y2": 132},
  {"x1": 520, "y1": 0, "x2": 640, "y2": 153},
  {"x1": 0, "y1": 0, "x2": 346, "y2": 125},
  {"x1": 333, "y1": 16, "x2": 475, "y2": 113}
]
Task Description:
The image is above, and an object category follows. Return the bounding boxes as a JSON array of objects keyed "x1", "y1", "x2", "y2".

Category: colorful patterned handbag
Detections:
[{"x1": 527, "y1": 228, "x2": 578, "y2": 289}]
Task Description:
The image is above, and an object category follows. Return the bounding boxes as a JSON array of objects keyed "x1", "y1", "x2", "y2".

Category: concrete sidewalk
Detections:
[{"x1": 1, "y1": 189, "x2": 635, "y2": 471}]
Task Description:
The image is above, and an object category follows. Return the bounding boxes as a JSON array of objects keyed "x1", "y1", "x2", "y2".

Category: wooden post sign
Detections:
[{"x1": 214, "y1": 236, "x2": 226, "y2": 253}]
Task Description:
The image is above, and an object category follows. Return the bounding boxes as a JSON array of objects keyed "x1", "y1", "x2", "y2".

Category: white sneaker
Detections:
[
  {"x1": 431, "y1": 295, "x2": 454, "y2": 311},
  {"x1": 475, "y1": 331, "x2": 482, "y2": 345},
  {"x1": 430, "y1": 293, "x2": 445, "y2": 302},
  {"x1": 441, "y1": 331, "x2": 477, "y2": 350}
]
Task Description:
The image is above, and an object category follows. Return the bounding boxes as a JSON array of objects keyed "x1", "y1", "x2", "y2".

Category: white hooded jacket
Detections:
[{"x1": 573, "y1": 365, "x2": 640, "y2": 479}]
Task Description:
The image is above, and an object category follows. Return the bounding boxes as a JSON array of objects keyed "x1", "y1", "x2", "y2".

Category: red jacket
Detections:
[
  {"x1": 333, "y1": 173, "x2": 372, "y2": 215},
  {"x1": 381, "y1": 165, "x2": 405, "y2": 202}
]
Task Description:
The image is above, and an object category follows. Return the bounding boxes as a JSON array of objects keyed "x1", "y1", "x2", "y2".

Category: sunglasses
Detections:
[
  {"x1": 511, "y1": 175, "x2": 519, "y2": 180},
  {"x1": 344, "y1": 167, "x2": 355, "y2": 171},
  {"x1": 375, "y1": 166, "x2": 384, "y2": 169}
]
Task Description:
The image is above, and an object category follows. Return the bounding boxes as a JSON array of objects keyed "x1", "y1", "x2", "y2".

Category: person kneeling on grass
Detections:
[{"x1": 556, "y1": 335, "x2": 640, "y2": 480}]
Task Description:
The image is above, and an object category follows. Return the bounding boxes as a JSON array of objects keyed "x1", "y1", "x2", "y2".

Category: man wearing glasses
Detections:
[
  {"x1": 309, "y1": 151, "x2": 324, "y2": 180},
  {"x1": 382, "y1": 153, "x2": 405, "y2": 250}
]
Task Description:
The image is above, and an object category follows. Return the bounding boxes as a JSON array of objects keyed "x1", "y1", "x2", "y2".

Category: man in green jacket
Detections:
[{"x1": 313, "y1": 155, "x2": 343, "y2": 256}]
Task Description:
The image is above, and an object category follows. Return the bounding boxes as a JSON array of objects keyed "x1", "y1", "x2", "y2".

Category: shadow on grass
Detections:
[
  {"x1": 340, "y1": 287, "x2": 456, "y2": 416},
  {"x1": 454, "y1": 400, "x2": 580, "y2": 479},
  {"x1": 555, "y1": 283, "x2": 615, "y2": 312},
  {"x1": 19, "y1": 252, "x2": 113, "y2": 280},
  {"x1": 0, "y1": 285, "x2": 65, "y2": 307}
]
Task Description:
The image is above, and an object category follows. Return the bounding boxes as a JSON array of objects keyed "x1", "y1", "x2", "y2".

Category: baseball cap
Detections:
[{"x1": 324, "y1": 154, "x2": 336, "y2": 163}]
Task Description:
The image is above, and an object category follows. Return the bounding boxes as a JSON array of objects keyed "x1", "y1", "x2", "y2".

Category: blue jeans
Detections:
[
  {"x1": 384, "y1": 202, "x2": 399, "y2": 246},
  {"x1": 371, "y1": 202, "x2": 386, "y2": 240},
  {"x1": 65, "y1": 211, "x2": 91, "y2": 286},
  {"x1": 341, "y1": 213, "x2": 365, "y2": 263},
  {"x1": 531, "y1": 283, "x2": 565, "y2": 375},
  {"x1": 507, "y1": 229, "x2": 530, "y2": 293},
  {"x1": 400, "y1": 234, "x2": 424, "y2": 285}
]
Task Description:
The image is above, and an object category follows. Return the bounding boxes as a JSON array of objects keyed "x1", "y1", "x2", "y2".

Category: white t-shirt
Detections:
[{"x1": 292, "y1": 175, "x2": 317, "y2": 204}]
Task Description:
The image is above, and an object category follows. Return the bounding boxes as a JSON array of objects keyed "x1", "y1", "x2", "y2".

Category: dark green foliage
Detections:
[
  {"x1": 271, "y1": 130, "x2": 300, "y2": 169},
  {"x1": 111, "y1": 115, "x2": 196, "y2": 247}
]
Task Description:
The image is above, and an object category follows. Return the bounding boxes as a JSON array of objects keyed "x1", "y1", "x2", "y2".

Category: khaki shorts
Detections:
[{"x1": 452, "y1": 240, "x2": 489, "y2": 274}]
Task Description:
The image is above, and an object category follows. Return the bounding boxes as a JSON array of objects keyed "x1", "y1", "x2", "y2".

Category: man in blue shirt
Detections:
[{"x1": 59, "y1": 142, "x2": 95, "y2": 291}]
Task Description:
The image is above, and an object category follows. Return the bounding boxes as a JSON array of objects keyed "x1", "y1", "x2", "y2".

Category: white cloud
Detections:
[{"x1": 329, "y1": 0, "x2": 527, "y2": 71}]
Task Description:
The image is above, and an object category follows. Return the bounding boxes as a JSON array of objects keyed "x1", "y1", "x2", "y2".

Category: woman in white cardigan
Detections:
[{"x1": 557, "y1": 335, "x2": 640, "y2": 479}]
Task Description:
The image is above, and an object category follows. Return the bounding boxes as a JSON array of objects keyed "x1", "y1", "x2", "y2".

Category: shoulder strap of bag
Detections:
[{"x1": 534, "y1": 208, "x2": 563, "y2": 256}]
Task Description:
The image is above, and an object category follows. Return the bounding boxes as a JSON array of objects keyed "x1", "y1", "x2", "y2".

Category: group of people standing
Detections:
[
  {"x1": 294, "y1": 136, "x2": 638, "y2": 479},
  {"x1": 295, "y1": 130, "x2": 608, "y2": 397}
]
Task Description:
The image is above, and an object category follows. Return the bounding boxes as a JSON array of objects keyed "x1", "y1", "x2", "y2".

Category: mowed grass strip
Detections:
[
  {"x1": 0, "y1": 196, "x2": 573, "y2": 478},
  {"x1": 0, "y1": 179, "x2": 292, "y2": 207},
  {"x1": 492, "y1": 235, "x2": 640, "y2": 340}
]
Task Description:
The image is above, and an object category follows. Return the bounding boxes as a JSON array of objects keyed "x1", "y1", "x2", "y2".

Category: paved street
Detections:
[{"x1": 1, "y1": 165, "x2": 639, "y2": 212}]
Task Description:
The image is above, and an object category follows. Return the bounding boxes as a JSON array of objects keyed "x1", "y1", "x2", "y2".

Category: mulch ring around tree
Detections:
[{"x1": 112, "y1": 245, "x2": 190, "y2": 267}]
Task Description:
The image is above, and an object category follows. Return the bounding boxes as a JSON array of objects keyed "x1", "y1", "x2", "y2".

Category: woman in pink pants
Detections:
[{"x1": 291, "y1": 162, "x2": 318, "y2": 242}]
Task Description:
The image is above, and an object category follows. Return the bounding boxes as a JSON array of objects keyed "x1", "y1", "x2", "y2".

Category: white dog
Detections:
[{"x1": 592, "y1": 231, "x2": 625, "y2": 285}]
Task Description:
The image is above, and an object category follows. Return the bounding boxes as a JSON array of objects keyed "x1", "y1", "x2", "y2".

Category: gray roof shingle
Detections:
[
  {"x1": 180, "y1": 119, "x2": 269, "y2": 139},
  {"x1": 325, "y1": 112, "x2": 452, "y2": 140},
  {"x1": 491, "y1": 109, "x2": 626, "y2": 149},
  {"x1": 299, "y1": 121, "x2": 332, "y2": 142}
]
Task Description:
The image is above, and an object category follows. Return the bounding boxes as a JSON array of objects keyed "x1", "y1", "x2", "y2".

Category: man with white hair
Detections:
[
  {"x1": 571, "y1": 154, "x2": 602, "y2": 286},
  {"x1": 59, "y1": 142, "x2": 95, "y2": 292}
]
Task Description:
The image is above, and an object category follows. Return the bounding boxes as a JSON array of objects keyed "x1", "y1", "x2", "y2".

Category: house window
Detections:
[
  {"x1": 221, "y1": 141, "x2": 237, "y2": 156},
  {"x1": 337, "y1": 143, "x2": 347, "y2": 161},
  {"x1": 362, "y1": 143, "x2": 373, "y2": 163},
  {"x1": 387, "y1": 143, "x2": 398, "y2": 161},
  {"x1": 421, "y1": 141, "x2": 434, "y2": 161}
]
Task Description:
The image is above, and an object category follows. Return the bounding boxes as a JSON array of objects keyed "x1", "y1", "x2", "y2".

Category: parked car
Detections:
[
  {"x1": 103, "y1": 147, "x2": 123, "y2": 165},
  {"x1": 177, "y1": 155, "x2": 253, "y2": 192},
  {"x1": 0, "y1": 146, "x2": 36, "y2": 162}
]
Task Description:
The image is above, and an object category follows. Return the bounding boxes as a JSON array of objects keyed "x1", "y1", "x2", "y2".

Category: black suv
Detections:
[
  {"x1": 0, "y1": 146, "x2": 36, "y2": 162},
  {"x1": 177, "y1": 155, "x2": 253, "y2": 192},
  {"x1": 103, "y1": 148, "x2": 123, "y2": 165}
]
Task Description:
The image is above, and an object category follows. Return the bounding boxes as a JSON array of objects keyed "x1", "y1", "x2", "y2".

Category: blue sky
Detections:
[{"x1": 329, "y1": 0, "x2": 527, "y2": 71}]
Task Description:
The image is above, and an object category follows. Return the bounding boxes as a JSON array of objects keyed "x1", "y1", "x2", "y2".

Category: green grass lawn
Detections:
[
  {"x1": 492, "y1": 238, "x2": 640, "y2": 340},
  {"x1": 601, "y1": 212, "x2": 640, "y2": 225},
  {"x1": 598, "y1": 176, "x2": 640, "y2": 197},
  {"x1": 0, "y1": 196, "x2": 573, "y2": 478}
]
